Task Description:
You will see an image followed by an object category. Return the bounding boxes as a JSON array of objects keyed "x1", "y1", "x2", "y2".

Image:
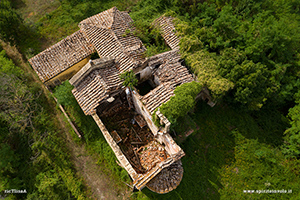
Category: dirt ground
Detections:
[{"x1": 57, "y1": 114, "x2": 132, "y2": 200}]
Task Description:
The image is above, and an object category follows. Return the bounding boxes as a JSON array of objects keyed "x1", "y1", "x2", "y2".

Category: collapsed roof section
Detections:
[
  {"x1": 28, "y1": 31, "x2": 94, "y2": 83},
  {"x1": 79, "y1": 7, "x2": 147, "y2": 72},
  {"x1": 28, "y1": 6, "x2": 195, "y2": 194},
  {"x1": 141, "y1": 49, "x2": 194, "y2": 114},
  {"x1": 153, "y1": 16, "x2": 180, "y2": 50},
  {"x1": 92, "y1": 92, "x2": 185, "y2": 193},
  {"x1": 70, "y1": 57, "x2": 123, "y2": 115}
]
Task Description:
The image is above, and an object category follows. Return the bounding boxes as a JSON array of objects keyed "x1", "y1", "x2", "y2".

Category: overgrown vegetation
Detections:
[
  {"x1": 119, "y1": 70, "x2": 138, "y2": 90},
  {"x1": 0, "y1": 0, "x2": 23, "y2": 45},
  {"x1": 176, "y1": 0, "x2": 300, "y2": 110},
  {"x1": 282, "y1": 90, "x2": 300, "y2": 159},
  {"x1": 2, "y1": 0, "x2": 300, "y2": 199},
  {"x1": 0, "y1": 50, "x2": 88, "y2": 199},
  {"x1": 153, "y1": 81, "x2": 202, "y2": 125}
]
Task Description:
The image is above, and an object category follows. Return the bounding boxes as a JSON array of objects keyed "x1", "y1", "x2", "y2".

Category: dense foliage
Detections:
[
  {"x1": 282, "y1": 91, "x2": 300, "y2": 158},
  {"x1": 3, "y1": 0, "x2": 300, "y2": 199},
  {"x1": 119, "y1": 70, "x2": 138, "y2": 90},
  {"x1": 53, "y1": 81, "x2": 75, "y2": 106},
  {"x1": 176, "y1": 0, "x2": 300, "y2": 110},
  {"x1": 0, "y1": 0, "x2": 23, "y2": 45},
  {"x1": 154, "y1": 81, "x2": 202, "y2": 124},
  {"x1": 0, "y1": 50, "x2": 87, "y2": 199}
]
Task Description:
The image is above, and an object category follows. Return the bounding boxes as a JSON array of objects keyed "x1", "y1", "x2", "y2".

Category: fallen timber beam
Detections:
[
  {"x1": 131, "y1": 127, "x2": 142, "y2": 142},
  {"x1": 131, "y1": 142, "x2": 145, "y2": 145},
  {"x1": 53, "y1": 96, "x2": 82, "y2": 138}
]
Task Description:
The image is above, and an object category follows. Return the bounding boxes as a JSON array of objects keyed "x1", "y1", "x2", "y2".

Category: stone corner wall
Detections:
[
  {"x1": 130, "y1": 89, "x2": 159, "y2": 135},
  {"x1": 155, "y1": 110, "x2": 171, "y2": 133}
]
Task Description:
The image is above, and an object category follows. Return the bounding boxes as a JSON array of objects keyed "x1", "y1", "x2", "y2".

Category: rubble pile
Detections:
[
  {"x1": 138, "y1": 141, "x2": 170, "y2": 171},
  {"x1": 100, "y1": 99, "x2": 156, "y2": 173}
]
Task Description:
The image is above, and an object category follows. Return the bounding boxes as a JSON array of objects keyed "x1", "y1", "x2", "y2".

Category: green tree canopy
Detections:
[
  {"x1": 0, "y1": 0, "x2": 23, "y2": 45},
  {"x1": 282, "y1": 91, "x2": 300, "y2": 158},
  {"x1": 156, "y1": 81, "x2": 202, "y2": 124},
  {"x1": 53, "y1": 81, "x2": 74, "y2": 106},
  {"x1": 176, "y1": 0, "x2": 300, "y2": 109}
]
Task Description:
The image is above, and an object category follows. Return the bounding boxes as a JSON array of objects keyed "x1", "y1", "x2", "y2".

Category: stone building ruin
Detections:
[{"x1": 29, "y1": 7, "x2": 214, "y2": 193}]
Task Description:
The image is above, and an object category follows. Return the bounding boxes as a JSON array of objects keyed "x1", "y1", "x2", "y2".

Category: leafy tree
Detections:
[
  {"x1": 53, "y1": 81, "x2": 74, "y2": 106},
  {"x1": 0, "y1": 50, "x2": 22, "y2": 77},
  {"x1": 242, "y1": 11, "x2": 300, "y2": 65},
  {"x1": 0, "y1": 0, "x2": 23, "y2": 45},
  {"x1": 184, "y1": 49, "x2": 234, "y2": 99},
  {"x1": 0, "y1": 143, "x2": 22, "y2": 195},
  {"x1": 218, "y1": 48, "x2": 274, "y2": 109},
  {"x1": 155, "y1": 81, "x2": 202, "y2": 124},
  {"x1": 119, "y1": 70, "x2": 138, "y2": 90},
  {"x1": 282, "y1": 91, "x2": 300, "y2": 158},
  {"x1": 211, "y1": 5, "x2": 241, "y2": 50},
  {"x1": 0, "y1": 73, "x2": 37, "y2": 133}
]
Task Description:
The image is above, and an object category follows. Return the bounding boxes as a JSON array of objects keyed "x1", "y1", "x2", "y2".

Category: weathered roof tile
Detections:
[
  {"x1": 29, "y1": 30, "x2": 94, "y2": 82},
  {"x1": 153, "y1": 16, "x2": 180, "y2": 50},
  {"x1": 141, "y1": 50, "x2": 194, "y2": 114},
  {"x1": 71, "y1": 58, "x2": 123, "y2": 115},
  {"x1": 79, "y1": 7, "x2": 146, "y2": 72}
]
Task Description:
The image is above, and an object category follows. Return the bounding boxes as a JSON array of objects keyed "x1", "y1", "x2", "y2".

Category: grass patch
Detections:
[
  {"x1": 172, "y1": 114, "x2": 198, "y2": 144},
  {"x1": 137, "y1": 101, "x2": 293, "y2": 199}
]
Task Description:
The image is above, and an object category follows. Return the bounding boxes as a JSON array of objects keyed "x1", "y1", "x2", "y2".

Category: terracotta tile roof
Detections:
[
  {"x1": 148, "y1": 48, "x2": 181, "y2": 66},
  {"x1": 111, "y1": 10, "x2": 146, "y2": 61},
  {"x1": 79, "y1": 7, "x2": 117, "y2": 28},
  {"x1": 79, "y1": 7, "x2": 146, "y2": 72},
  {"x1": 70, "y1": 57, "x2": 123, "y2": 115},
  {"x1": 142, "y1": 82, "x2": 175, "y2": 114},
  {"x1": 28, "y1": 30, "x2": 94, "y2": 82},
  {"x1": 29, "y1": 7, "x2": 146, "y2": 84},
  {"x1": 154, "y1": 61, "x2": 193, "y2": 85},
  {"x1": 141, "y1": 50, "x2": 194, "y2": 114},
  {"x1": 120, "y1": 11, "x2": 133, "y2": 23},
  {"x1": 154, "y1": 16, "x2": 180, "y2": 50}
]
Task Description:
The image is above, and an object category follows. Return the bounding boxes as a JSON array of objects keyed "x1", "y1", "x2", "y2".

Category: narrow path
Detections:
[
  {"x1": 57, "y1": 114, "x2": 132, "y2": 200},
  {"x1": 1, "y1": 41, "x2": 132, "y2": 200}
]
